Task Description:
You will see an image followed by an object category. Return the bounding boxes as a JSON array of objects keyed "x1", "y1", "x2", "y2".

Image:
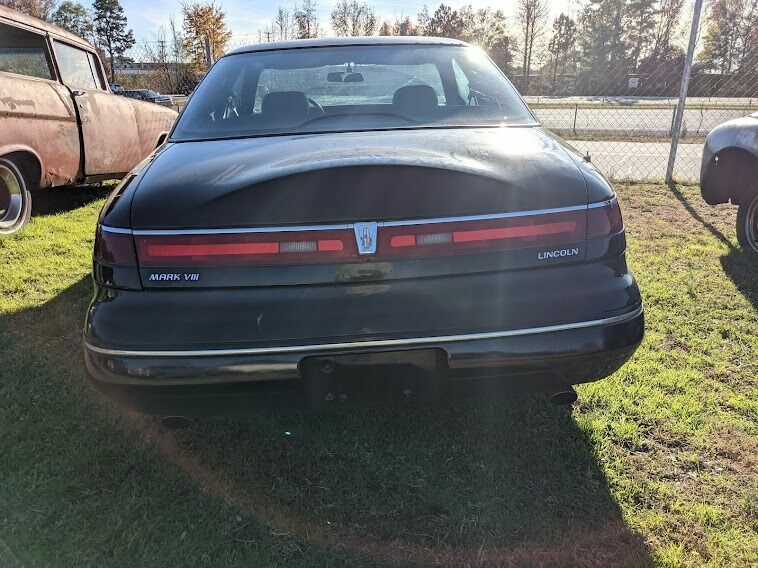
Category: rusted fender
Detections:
[
  {"x1": 0, "y1": 73, "x2": 81, "y2": 187},
  {"x1": 129, "y1": 98, "x2": 177, "y2": 158}
]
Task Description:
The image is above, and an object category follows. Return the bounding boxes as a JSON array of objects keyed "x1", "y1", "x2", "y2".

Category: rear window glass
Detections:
[
  {"x1": 253, "y1": 63, "x2": 446, "y2": 111},
  {"x1": 173, "y1": 44, "x2": 533, "y2": 141},
  {"x1": 0, "y1": 23, "x2": 53, "y2": 80}
]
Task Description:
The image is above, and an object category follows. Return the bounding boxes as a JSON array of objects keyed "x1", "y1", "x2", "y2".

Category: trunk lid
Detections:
[{"x1": 127, "y1": 127, "x2": 595, "y2": 288}]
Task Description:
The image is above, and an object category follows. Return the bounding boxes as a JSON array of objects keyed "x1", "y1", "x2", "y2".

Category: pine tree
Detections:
[
  {"x1": 92, "y1": 0, "x2": 134, "y2": 81},
  {"x1": 51, "y1": 1, "x2": 94, "y2": 41},
  {"x1": 624, "y1": 0, "x2": 658, "y2": 67}
]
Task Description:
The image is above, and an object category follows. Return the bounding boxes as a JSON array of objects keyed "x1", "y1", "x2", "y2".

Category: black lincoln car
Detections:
[{"x1": 84, "y1": 37, "x2": 643, "y2": 417}]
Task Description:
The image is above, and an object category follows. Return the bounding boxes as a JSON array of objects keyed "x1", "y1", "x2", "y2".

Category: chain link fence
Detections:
[{"x1": 114, "y1": 22, "x2": 757, "y2": 183}]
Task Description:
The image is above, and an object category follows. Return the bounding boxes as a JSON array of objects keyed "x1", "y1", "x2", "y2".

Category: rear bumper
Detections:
[{"x1": 84, "y1": 305, "x2": 643, "y2": 415}]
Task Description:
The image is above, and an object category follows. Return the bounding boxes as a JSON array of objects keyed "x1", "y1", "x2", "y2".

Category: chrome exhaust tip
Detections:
[
  {"x1": 161, "y1": 416, "x2": 191, "y2": 429},
  {"x1": 550, "y1": 387, "x2": 578, "y2": 406}
]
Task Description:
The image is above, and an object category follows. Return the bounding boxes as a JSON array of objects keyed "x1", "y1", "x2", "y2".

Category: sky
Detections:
[{"x1": 121, "y1": 0, "x2": 576, "y2": 44}]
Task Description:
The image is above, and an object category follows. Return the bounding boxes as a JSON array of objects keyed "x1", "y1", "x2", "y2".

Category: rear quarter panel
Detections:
[
  {"x1": 129, "y1": 98, "x2": 177, "y2": 157},
  {"x1": 0, "y1": 71, "x2": 81, "y2": 186}
]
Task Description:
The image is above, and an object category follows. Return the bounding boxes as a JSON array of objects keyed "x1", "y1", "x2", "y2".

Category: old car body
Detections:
[
  {"x1": 0, "y1": 5, "x2": 176, "y2": 235},
  {"x1": 701, "y1": 112, "x2": 758, "y2": 252},
  {"x1": 84, "y1": 37, "x2": 644, "y2": 417}
]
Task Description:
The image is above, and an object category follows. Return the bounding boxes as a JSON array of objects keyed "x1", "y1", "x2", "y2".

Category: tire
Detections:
[
  {"x1": 736, "y1": 192, "x2": 758, "y2": 254},
  {"x1": 0, "y1": 157, "x2": 32, "y2": 236}
]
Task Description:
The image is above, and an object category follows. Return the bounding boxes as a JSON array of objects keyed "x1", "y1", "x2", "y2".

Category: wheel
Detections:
[
  {"x1": 736, "y1": 192, "x2": 758, "y2": 254},
  {"x1": 0, "y1": 157, "x2": 32, "y2": 236}
]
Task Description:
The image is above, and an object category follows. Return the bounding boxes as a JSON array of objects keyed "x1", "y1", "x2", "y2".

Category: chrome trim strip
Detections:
[
  {"x1": 100, "y1": 226, "x2": 134, "y2": 235},
  {"x1": 132, "y1": 223, "x2": 352, "y2": 236},
  {"x1": 84, "y1": 304, "x2": 642, "y2": 358},
  {"x1": 100, "y1": 197, "x2": 618, "y2": 237},
  {"x1": 379, "y1": 202, "x2": 602, "y2": 227}
]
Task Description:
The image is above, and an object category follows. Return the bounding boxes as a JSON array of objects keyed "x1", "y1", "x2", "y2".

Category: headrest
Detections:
[
  {"x1": 261, "y1": 91, "x2": 308, "y2": 125},
  {"x1": 392, "y1": 85, "x2": 439, "y2": 119}
]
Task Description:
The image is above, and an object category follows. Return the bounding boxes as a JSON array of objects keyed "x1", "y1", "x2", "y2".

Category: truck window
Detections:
[
  {"x1": 53, "y1": 41, "x2": 103, "y2": 90},
  {"x1": 0, "y1": 22, "x2": 54, "y2": 80}
]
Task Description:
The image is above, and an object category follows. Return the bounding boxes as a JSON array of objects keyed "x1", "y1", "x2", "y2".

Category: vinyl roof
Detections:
[{"x1": 226, "y1": 36, "x2": 469, "y2": 56}]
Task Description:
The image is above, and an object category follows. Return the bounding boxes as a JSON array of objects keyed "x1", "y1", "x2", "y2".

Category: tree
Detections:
[
  {"x1": 273, "y1": 6, "x2": 294, "y2": 40},
  {"x1": 377, "y1": 15, "x2": 417, "y2": 36},
  {"x1": 457, "y1": 5, "x2": 513, "y2": 71},
  {"x1": 181, "y1": 1, "x2": 232, "y2": 70},
  {"x1": 293, "y1": 0, "x2": 319, "y2": 39},
  {"x1": 624, "y1": 0, "x2": 658, "y2": 66},
  {"x1": 330, "y1": 0, "x2": 376, "y2": 36},
  {"x1": 51, "y1": 1, "x2": 94, "y2": 40},
  {"x1": 546, "y1": 13, "x2": 576, "y2": 93},
  {"x1": 577, "y1": 0, "x2": 629, "y2": 92},
  {"x1": 516, "y1": 0, "x2": 548, "y2": 93},
  {"x1": 649, "y1": 0, "x2": 685, "y2": 61},
  {"x1": 697, "y1": 0, "x2": 755, "y2": 73},
  {"x1": 416, "y1": 5, "x2": 431, "y2": 35},
  {"x1": 426, "y1": 4, "x2": 464, "y2": 38},
  {"x1": 0, "y1": 0, "x2": 57, "y2": 20},
  {"x1": 93, "y1": 0, "x2": 135, "y2": 81}
]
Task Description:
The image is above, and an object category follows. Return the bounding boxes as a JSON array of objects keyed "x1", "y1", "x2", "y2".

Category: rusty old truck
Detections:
[{"x1": 0, "y1": 5, "x2": 177, "y2": 235}]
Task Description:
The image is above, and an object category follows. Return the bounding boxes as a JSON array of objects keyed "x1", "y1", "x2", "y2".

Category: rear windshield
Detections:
[{"x1": 171, "y1": 44, "x2": 534, "y2": 141}]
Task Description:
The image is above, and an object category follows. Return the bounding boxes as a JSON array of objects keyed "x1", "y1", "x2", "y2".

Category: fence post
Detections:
[
  {"x1": 204, "y1": 36, "x2": 213, "y2": 70},
  {"x1": 573, "y1": 104, "x2": 578, "y2": 136},
  {"x1": 665, "y1": 0, "x2": 704, "y2": 184}
]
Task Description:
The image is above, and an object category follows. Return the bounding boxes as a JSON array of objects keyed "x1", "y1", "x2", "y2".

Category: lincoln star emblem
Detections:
[{"x1": 354, "y1": 222, "x2": 378, "y2": 255}]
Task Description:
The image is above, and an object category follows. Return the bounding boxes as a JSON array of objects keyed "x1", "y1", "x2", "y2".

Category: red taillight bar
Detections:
[
  {"x1": 98, "y1": 200, "x2": 622, "y2": 268},
  {"x1": 133, "y1": 229, "x2": 355, "y2": 266},
  {"x1": 379, "y1": 210, "x2": 587, "y2": 259}
]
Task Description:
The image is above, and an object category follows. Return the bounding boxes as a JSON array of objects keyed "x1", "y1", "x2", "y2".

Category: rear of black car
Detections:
[{"x1": 83, "y1": 39, "x2": 643, "y2": 415}]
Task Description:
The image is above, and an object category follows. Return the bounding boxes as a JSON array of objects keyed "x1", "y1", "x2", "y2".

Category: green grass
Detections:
[{"x1": 1, "y1": 183, "x2": 756, "y2": 567}]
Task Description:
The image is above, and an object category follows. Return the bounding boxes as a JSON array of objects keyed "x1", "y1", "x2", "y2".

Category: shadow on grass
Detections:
[
  {"x1": 667, "y1": 182, "x2": 758, "y2": 312},
  {"x1": 30, "y1": 184, "x2": 113, "y2": 218},
  {"x1": 721, "y1": 250, "x2": 758, "y2": 312},
  {"x1": 1, "y1": 276, "x2": 654, "y2": 566},
  {"x1": 667, "y1": 181, "x2": 734, "y2": 249}
]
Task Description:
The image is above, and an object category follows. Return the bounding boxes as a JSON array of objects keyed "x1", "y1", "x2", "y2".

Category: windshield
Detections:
[{"x1": 171, "y1": 44, "x2": 534, "y2": 141}]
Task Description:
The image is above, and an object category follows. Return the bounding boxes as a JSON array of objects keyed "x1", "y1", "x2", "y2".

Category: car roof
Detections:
[
  {"x1": 0, "y1": 4, "x2": 95, "y2": 51},
  {"x1": 226, "y1": 36, "x2": 469, "y2": 57}
]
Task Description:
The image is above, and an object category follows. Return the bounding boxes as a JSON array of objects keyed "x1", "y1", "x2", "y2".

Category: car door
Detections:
[
  {"x1": 52, "y1": 40, "x2": 140, "y2": 177},
  {"x1": 0, "y1": 20, "x2": 80, "y2": 187}
]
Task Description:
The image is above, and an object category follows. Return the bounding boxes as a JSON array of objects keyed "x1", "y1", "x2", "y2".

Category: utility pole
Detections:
[{"x1": 665, "y1": 0, "x2": 704, "y2": 184}]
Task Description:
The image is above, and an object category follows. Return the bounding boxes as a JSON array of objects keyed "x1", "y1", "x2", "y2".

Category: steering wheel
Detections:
[{"x1": 307, "y1": 97, "x2": 325, "y2": 115}]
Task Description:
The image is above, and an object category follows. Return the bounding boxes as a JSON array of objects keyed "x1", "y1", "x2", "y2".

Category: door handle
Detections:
[{"x1": 72, "y1": 90, "x2": 85, "y2": 97}]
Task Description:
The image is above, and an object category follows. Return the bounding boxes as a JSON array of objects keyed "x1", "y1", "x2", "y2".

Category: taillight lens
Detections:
[
  {"x1": 94, "y1": 227, "x2": 137, "y2": 266},
  {"x1": 118, "y1": 202, "x2": 620, "y2": 268},
  {"x1": 134, "y1": 229, "x2": 356, "y2": 267},
  {"x1": 379, "y1": 209, "x2": 587, "y2": 259},
  {"x1": 587, "y1": 200, "x2": 623, "y2": 239}
]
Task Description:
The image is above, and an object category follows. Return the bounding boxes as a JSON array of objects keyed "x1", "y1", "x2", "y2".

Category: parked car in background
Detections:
[
  {"x1": 701, "y1": 112, "x2": 758, "y2": 254},
  {"x1": 122, "y1": 89, "x2": 173, "y2": 108},
  {"x1": 110, "y1": 82, "x2": 125, "y2": 94},
  {"x1": 0, "y1": 5, "x2": 177, "y2": 236},
  {"x1": 85, "y1": 37, "x2": 644, "y2": 418}
]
